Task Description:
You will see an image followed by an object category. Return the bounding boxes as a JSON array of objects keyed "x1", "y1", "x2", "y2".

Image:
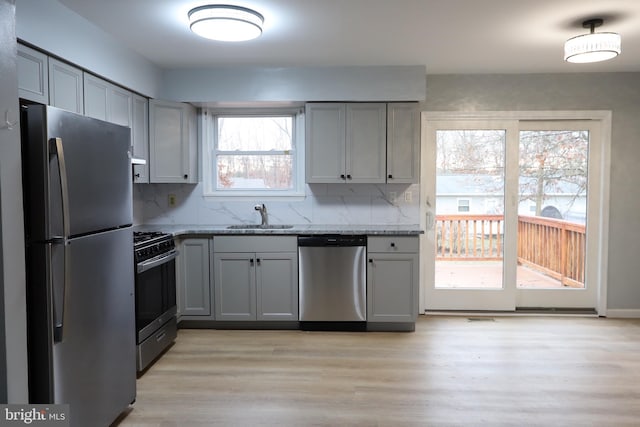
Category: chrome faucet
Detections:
[{"x1": 254, "y1": 203, "x2": 268, "y2": 227}]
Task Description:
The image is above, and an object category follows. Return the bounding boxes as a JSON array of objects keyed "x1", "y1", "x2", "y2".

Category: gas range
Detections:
[
  {"x1": 133, "y1": 230, "x2": 177, "y2": 373},
  {"x1": 133, "y1": 231, "x2": 175, "y2": 263}
]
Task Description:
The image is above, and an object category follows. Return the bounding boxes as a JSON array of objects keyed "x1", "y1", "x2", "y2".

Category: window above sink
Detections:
[{"x1": 202, "y1": 107, "x2": 306, "y2": 199}]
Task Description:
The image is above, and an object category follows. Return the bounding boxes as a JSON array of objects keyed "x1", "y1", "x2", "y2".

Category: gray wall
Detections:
[
  {"x1": 162, "y1": 66, "x2": 426, "y2": 102},
  {"x1": 424, "y1": 73, "x2": 640, "y2": 311},
  {"x1": 0, "y1": 0, "x2": 28, "y2": 402}
]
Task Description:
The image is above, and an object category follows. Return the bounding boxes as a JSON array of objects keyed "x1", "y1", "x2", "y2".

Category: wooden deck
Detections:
[{"x1": 435, "y1": 261, "x2": 564, "y2": 289}]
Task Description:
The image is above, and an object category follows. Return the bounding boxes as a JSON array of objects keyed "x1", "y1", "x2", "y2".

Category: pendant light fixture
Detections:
[
  {"x1": 564, "y1": 18, "x2": 621, "y2": 63},
  {"x1": 188, "y1": 4, "x2": 264, "y2": 42}
]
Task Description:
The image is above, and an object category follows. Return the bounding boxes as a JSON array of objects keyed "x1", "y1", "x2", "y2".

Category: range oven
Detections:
[{"x1": 133, "y1": 231, "x2": 178, "y2": 372}]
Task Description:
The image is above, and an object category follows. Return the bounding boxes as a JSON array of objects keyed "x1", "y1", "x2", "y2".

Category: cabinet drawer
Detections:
[
  {"x1": 368, "y1": 236, "x2": 419, "y2": 253},
  {"x1": 214, "y1": 235, "x2": 297, "y2": 253}
]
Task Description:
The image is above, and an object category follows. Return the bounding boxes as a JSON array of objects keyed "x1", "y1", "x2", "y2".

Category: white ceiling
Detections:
[{"x1": 57, "y1": 0, "x2": 640, "y2": 73}]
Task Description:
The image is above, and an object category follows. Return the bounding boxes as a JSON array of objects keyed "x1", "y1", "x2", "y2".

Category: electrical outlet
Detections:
[
  {"x1": 168, "y1": 194, "x2": 177, "y2": 207},
  {"x1": 389, "y1": 191, "x2": 397, "y2": 203},
  {"x1": 404, "y1": 191, "x2": 412, "y2": 202}
]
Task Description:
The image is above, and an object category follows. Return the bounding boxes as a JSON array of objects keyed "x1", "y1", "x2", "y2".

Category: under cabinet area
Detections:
[
  {"x1": 367, "y1": 236, "x2": 419, "y2": 328},
  {"x1": 177, "y1": 238, "x2": 213, "y2": 320},
  {"x1": 213, "y1": 236, "x2": 298, "y2": 322}
]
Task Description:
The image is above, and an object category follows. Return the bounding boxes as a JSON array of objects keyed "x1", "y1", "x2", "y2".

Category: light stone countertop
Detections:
[{"x1": 134, "y1": 224, "x2": 423, "y2": 237}]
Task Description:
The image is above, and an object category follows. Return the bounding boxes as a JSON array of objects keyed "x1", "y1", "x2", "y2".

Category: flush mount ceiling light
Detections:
[
  {"x1": 564, "y1": 18, "x2": 621, "y2": 63},
  {"x1": 188, "y1": 4, "x2": 264, "y2": 42}
]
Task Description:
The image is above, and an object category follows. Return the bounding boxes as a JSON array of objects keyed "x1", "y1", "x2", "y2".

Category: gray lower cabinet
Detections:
[
  {"x1": 213, "y1": 236, "x2": 298, "y2": 321},
  {"x1": 367, "y1": 236, "x2": 419, "y2": 323},
  {"x1": 177, "y1": 238, "x2": 214, "y2": 320}
]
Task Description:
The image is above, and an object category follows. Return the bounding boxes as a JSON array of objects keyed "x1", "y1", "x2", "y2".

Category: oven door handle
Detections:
[{"x1": 137, "y1": 249, "x2": 178, "y2": 273}]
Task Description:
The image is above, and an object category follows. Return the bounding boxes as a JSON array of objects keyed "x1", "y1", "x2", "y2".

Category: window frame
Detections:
[
  {"x1": 202, "y1": 107, "x2": 305, "y2": 199},
  {"x1": 457, "y1": 198, "x2": 470, "y2": 212}
]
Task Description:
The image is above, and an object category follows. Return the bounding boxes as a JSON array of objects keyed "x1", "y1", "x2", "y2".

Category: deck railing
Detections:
[
  {"x1": 517, "y1": 215, "x2": 586, "y2": 288},
  {"x1": 435, "y1": 214, "x2": 586, "y2": 287}
]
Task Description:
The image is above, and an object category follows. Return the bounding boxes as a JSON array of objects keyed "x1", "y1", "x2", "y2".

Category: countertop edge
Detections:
[{"x1": 135, "y1": 224, "x2": 424, "y2": 237}]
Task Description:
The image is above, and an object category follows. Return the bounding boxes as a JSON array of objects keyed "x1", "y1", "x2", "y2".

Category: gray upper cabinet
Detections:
[
  {"x1": 17, "y1": 44, "x2": 48, "y2": 104},
  {"x1": 149, "y1": 99, "x2": 198, "y2": 184},
  {"x1": 367, "y1": 236, "x2": 419, "y2": 323},
  {"x1": 305, "y1": 103, "x2": 346, "y2": 183},
  {"x1": 83, "y1": 73, "x2": 110, "y2": 120},
  {"x1": 346, "y1": 103, "x2": 387, "y2": 183},
  {"x1": 48, "y1": 58, "x2": 83, "y2": 114},
  {"x1": 387, "y1": 103, "x2": 420, "y2": 183},
  {"x1": 131, "y1": 94, "x2": 149, "y2": 183},
  {"x1": 84, "y1": 73, "x2": 132, "y2": 127},
  {"x1": 177, "y1": 238, "x2": 213, "y2": 319},
  {"x1": 108, "y1": 85, "x2": 133, "y2": 128},
  {"x1": 305, "y1": 102, "x2": 388, "y2": 184}
]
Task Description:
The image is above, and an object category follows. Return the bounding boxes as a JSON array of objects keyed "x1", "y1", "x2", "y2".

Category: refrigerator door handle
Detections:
[
  {"x1": 48, "y1": 241, "x2": 69, "y2": 343},
  {"x1": 50, "y1": 137, "x2": 71, "y2": 342},
  {"x1": 50, "y1": 138, "x2": 71, "y2": 239}
]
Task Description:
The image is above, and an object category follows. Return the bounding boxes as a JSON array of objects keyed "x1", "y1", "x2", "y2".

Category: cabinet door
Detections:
[
  {"x1": 346, "y1": 103, "x2": 386, "y2": 183},
  {"x1": 83, "y1": 73, "x2": 109, "y2": 120},
  {"x1": 149, "y1": 99, "x2": 197, "y2": 183},
  {"x1": 367, "y1": 253, "x2": 418, "y2": 322},
  {"x1": 17, "y1": 44, "x2": 48, "y2": 104},
  {"x1": 214, "y1": 253, "x2": 256, "y2": 320},
  {"x1": 256, "y1": 252, "x2": 298, "y2": 321},
  {"x1": 178, "y1": 238, "x2": 211, "y2": 317},
  {"x1": 108, "y1": 85, "x2": 133, "y2": 128},
  {"x1": 305, "y1": 103, "x2": 346, "y2": 183},
  {"x1": 387, "y1": 103, "x2": 420, "y2": 183},
  {"x1": 132, "y1": 94, "x2": 149, "y2": 183},
  {"x1": 48, "y1": 58, "x2": 83, "y2": 114}
]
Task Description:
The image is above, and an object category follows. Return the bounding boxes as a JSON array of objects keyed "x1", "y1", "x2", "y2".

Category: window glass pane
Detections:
[
  {"x1": 217, "y1": 117, "x2": 293, "y2": 151},
  {"x1": 217, "y1": 154, "x2": 293, "y2": 189}
]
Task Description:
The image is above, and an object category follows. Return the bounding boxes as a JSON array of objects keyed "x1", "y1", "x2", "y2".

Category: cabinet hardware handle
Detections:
[
  {"x1": 368, "y1": 259, "x2": 373, "y2": 263},
  {"x1": 250, "y1": 258, "x2": 254, "y2": 265},
  {"x1": 388, "y1": 174, "x2": 393, "y2": 179},
  {"x1": 134, "y1": 173, "x2": 141, "y2": 178},
  {"x1": 347, "y1": 174, "x2": 352, "y2": 179},
  {"x1": 183, "y1": 174, "x2": 188, "y2": 179},
  {"x1": 256, "y1": 258, "x2": 261, "y2": 264},
  {"x1": 340, "y1": 174, "x2": 346, "y2": 179},
  {"x1": 390, "y1": 242, "x2": 396, "y2": 247}
]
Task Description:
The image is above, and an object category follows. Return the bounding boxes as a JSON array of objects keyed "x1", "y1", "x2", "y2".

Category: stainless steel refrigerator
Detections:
[{"x1": 21, "y1": 105, "x2": 136, "y2": 427}]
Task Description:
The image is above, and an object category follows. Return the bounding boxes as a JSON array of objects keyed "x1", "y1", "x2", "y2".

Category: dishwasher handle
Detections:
[{"x1": 298, "y1": 235, "x2": 366, "y2": 247}]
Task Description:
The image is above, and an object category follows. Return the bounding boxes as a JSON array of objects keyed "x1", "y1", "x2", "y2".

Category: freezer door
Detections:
[
  {"x1": 23, "y1": 105, "x2": 132, "y2": 240},
  {"x1": 51, "y1": 227, "x2": 136, "y2": 426}
]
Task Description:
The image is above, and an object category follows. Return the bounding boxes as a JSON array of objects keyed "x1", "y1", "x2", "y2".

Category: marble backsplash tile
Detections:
[{"x1": 134, "y1": 182, "x2": 419, "y2": 226}]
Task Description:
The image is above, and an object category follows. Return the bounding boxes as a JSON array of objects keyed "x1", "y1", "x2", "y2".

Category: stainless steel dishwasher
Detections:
[{"x1": 298, "y1": 235, "x2": 367, "y2": 329}]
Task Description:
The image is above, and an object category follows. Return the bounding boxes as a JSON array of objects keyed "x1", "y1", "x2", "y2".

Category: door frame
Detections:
[{"x1": 419, "y1": 111, "x2": 612, "y2": 315}]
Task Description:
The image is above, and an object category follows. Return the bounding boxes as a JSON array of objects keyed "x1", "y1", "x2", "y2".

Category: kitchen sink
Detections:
[{"x1": 227, "y1": 224, "x2": 294, "y2": 230}]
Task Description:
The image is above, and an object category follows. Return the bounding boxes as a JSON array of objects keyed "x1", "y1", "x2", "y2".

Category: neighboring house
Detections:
[{"x1": 436, "y1": 174, "x2": 586, "y2": 224}]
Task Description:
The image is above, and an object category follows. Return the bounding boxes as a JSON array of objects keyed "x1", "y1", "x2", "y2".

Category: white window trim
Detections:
[
  {"x1": 201, "y1": 108, "x2": 306, "y2": 199},
  {"x1": 457, "y1": 198, "x2": 470, "y2": 212}
]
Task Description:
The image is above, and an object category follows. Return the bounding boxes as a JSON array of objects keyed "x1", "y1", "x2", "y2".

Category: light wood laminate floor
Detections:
[{"x1": 114, "y1": 316, "x2": 640, "y2": 426}]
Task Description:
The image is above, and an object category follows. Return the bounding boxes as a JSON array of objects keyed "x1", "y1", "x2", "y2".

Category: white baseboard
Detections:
[{"x1": 605, "y1": 309, "x2": 640, "y2": 318}]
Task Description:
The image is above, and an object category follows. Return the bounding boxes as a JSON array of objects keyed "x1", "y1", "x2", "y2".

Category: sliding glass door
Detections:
[{"x1": 421, "y1": 115, "x2": 607, "y2": 312}]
